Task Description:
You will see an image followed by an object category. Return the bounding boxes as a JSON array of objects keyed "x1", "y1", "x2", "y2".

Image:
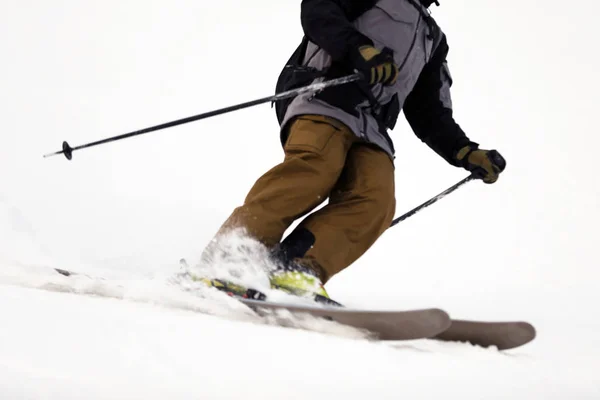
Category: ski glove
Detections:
[
  {"x1": 350, "y1": 45, "x2": 399, "y2": 86},
  {"x1": 456, "y1": 145, "x2": 506, "y2": 184}
]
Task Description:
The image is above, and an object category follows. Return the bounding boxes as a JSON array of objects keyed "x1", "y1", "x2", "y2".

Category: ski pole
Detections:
[
  {"x1": 43, "y1": 73, "x2": 363, "y2": 160},
  {"x1": 390, "y1": 175, "x2": 475, "y2": 227}
]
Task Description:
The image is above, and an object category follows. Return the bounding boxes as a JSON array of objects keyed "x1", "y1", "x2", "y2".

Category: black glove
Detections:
[
  {"x1": 350, "y1": 45, "x2": 399, "y2": 86},
  {"x1": 456, "y1": 145, "x2": 506, "y2": 184}
]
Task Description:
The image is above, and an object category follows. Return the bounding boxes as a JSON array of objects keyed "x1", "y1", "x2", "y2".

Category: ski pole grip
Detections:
[{"x1": 488, "y1": 150, "x2": 506, "y2": 172}]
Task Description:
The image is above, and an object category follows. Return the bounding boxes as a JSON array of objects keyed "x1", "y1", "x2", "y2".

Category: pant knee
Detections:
[{"x1": 370, "y1": 186, "x2": 396, "y2": 228}]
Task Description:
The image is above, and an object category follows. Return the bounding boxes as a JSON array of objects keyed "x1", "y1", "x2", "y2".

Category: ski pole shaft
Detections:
[
  {"x1": 390, "y1": 175, "x2": 475, "y2": 227},
  {"x1": 43, "y1": 73, "x2": 363, "y2": 160}
]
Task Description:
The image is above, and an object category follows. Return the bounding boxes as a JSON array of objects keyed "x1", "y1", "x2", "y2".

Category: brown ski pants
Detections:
[{"x1": 214, "y1": 115, "x2": 396, "y2": 282}]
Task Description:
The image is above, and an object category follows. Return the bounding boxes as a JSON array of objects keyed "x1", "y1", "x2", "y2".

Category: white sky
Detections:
[{"x1": 1, "y1": 0, "x2": 599, "y2": 327}]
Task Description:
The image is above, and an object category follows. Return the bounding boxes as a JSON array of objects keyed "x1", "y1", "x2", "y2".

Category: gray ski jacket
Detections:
[{"x1": 279, "y1": 0, "x2": 475, "y2": 165}]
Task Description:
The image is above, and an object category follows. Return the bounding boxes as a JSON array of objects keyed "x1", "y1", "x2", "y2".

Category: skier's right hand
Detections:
[{"x1": 350, "y1": 45, "x2": 399, "y2": 86}]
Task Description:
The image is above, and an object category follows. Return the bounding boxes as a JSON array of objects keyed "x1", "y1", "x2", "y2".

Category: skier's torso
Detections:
[{"x1": 282, "y1": 0, "x2": 444, "y2": 158}]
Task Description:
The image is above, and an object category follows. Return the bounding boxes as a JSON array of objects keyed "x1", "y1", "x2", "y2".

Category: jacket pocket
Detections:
[{"x1": 285, "y1": 116, "x2": 342, "y2": 154}]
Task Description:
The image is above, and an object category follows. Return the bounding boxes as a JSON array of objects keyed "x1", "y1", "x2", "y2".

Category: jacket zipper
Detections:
[
  {"x1": 372, "y1": 12, "x2": 422, "y2": 105},
  {"x1": 366, "y1": 12, "x2": 422, "y2": 146}
]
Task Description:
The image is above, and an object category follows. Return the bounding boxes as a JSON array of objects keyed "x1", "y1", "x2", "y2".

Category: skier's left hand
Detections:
[
  {"x1": 456, "y1": 145, "x2": 506, "y2": 184},
  {"x1": 351, "y1": 45, "x2": 399, "y2": 86}
]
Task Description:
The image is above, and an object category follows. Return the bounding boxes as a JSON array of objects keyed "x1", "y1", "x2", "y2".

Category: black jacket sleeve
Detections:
[
  {"x1": 300, "y1": 0, "x2": 377, "y2": 62},
  {"x1": 403, "y1": 35, "x2": 477, "y2": 167}
]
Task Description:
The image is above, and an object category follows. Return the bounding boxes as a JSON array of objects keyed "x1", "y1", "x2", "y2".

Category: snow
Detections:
[
  {"x1": 1, "y1": 208, "x2": 599, "y2": 399},
  {"x1": 0, "y1": 283, "x2": 594, "y2": 400},
  {"x1": 1, "y1": 0, "x2": 600, "y2": 398}
]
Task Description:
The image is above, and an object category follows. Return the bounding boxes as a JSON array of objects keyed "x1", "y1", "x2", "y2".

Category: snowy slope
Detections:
[
  {"x1": 1, "y1": 0, "x2": 600, "y2": 398},
  {"x1": 0, "y1": 225, "x2": 599, "y2": 399},
  {"x1": 0, "y1": 276, "x2": 596, "y2": 400}
]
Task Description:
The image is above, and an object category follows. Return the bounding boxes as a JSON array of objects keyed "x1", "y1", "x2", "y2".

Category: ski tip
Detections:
[
  {"x1": 515, "y1": 321, "x2": 537, "y2": 342},
  {"x1": 436, "y1": 320, "x2": 537, "y2": 351},
  {"x1": 428, "y1": 308, "x2": 452, "y2": 332},
  {"x1": 495, "y1": 321, "x2": 537, "y2": 351}
]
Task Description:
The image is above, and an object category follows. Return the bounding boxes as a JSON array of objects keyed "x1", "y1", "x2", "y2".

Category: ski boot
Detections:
[{"x1": 269, "y1": 261, "x2": 341, "y2": 307}]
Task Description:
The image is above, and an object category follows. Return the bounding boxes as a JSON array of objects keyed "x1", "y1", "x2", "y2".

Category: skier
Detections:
[{"x1": 199, "y1": 0, "x2": 506, "y2": 301}]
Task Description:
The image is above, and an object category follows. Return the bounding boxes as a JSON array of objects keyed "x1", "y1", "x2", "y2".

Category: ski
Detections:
[
  {"x1": 235, "y1": 296, "x2": 535, "y2": 349},
  {"x1": 434, "y1": 319, "x2": 536, "y2": 351},
  {"x1": 238, "y1": 298, "x2": 452, "y2": 341},
  {"x1": 52, "y1": 268, "x2": 536, "y2": 349},
  {"x1": 184, "y1": 275, "x2": 536, "y2": 349},
  {"x1": 52, "y1": 268, "x2": 450, "y2": 341}
]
